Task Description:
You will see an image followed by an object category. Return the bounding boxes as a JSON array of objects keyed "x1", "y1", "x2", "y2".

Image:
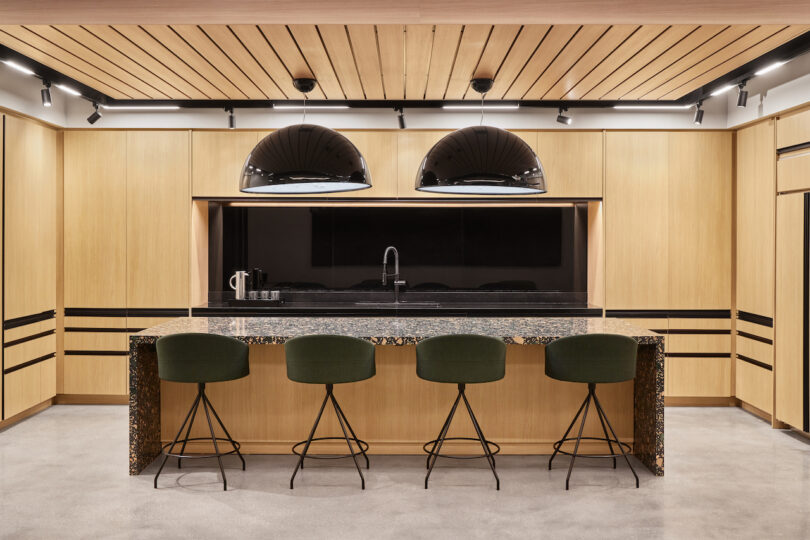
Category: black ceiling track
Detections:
[{"x1": 2, "y1": 30, "x2": 810, "y2": 110}]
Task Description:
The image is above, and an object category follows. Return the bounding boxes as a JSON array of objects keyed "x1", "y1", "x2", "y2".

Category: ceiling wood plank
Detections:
[
  {"x1": 288, "y1": 24, "x2": 345, "y2": 99},
  {"x1": 170, "y1": 24, "x2": 266, "y2": 99},
  {"x1": 82, "y1": 24, "x2": 210, "y2": 99},
  {"x1": 346, "y1": 25, "x2": 385, "y2": 100},
  {"x1": 257, "y1": 25, "x2": 325, "y2": 99},
  {"x1": 424, "y1": 24, "x2": 462, "y2": 99},
  {"x1": 112, "y1": 24, "x2": 229, "y2": 99},
  {"x1": 0, "y1": 27, "x2": 135, "y2": 98},
  {"x1": 375, "y1": 24, "x2": 404, "y2": 100},
  {"x1": 23, "y1": 25, "x2": 169, "y2": 99},
  {"x1": 660, "y1": 25, "x2": 810, "y2": 99},
  {"x1": 540, "y1": 25, "x2": 639, "y2": 100},
  {"x1": 228, "y1": 25, "x2": 301, "y2": 98},
  {"x1": 620, "y1": 25, "x2": 757, "y2": 99},
  {"x1": 318, "y1": 25, "x2": 366, "y2": 99},
  {"x1": 598, "y1": 25, "x2": 725, "y2": 100},
  {"x1": 562, "y1": 24, "x2": 667, "y2": 100},
  {"x1": 470, "y1": 24, "x2": 520, "y2": 81},
  {"x1": 444, "y1": 25, "x2": 491, "y2": 99},
  {"x1": 139, "y1": 24, "x2": 247, "y2": 99},
  {"x1": 501, "y1": 25, "x2": 580, "y2": 100},
  {"x1": 404, "y1": 24, "x2": 434, "y2": 99},
  {"x1": 484, "y1": 25, "x2": 550, "y2": 99},
  {"x1": 199, "y1": 24, "x2": 286, "y2": 99}
]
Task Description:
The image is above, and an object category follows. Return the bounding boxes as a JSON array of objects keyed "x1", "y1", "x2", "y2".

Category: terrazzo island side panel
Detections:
[{"x1": 129, "y1": 317, "x2": 663, "y2": 476}]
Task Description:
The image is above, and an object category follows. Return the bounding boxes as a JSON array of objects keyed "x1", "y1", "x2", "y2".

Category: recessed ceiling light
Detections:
[
  {"x1": 100, "y1": 105, "x2": 181, "y2": 110},
  {"x1": 710, "y1": 85, "x2": 735, "y2": 96},
  {"x1": 755, "y1": 61, "x2": 786, "y2": 76},
  {"x1": 2, "y1": 60, "x2": 35, "y2": 75},
  {"x1": 55, "y1": 84, "x2": 81, "y2": 96},
  {"x1": 273, "y1": 104, "x2": 349, "y2": 110},
  {"x1": 613, "y1": 105, "x2": 692, "y2": 110},
  {"x1": 441, "y1": 104, "x2": 520, "y2": 110}
]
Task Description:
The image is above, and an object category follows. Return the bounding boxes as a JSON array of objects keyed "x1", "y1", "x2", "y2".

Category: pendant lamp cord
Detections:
[
  {"x1": 480, "y1": 93, "x2": 485, "y2": 126},
  {"x1": 302, "y1": 94, "x2": 307, "y2": 124}
]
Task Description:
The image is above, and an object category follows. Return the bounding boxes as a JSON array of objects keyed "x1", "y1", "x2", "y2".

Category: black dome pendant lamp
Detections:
[
  {"x1": 416, "y1": 78, "x2": 546, "y2": 195},
  {"x1": 240, "y1": 78, "x2": 371, "y2": 194}
]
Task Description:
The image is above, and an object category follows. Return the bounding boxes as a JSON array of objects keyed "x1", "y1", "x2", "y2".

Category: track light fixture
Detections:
[
  {"x1": 693, "y1": 101, "x2": 704, "y2": 125},
  {"x1": 736, "y1": 81, "x2": 748, "y2": 108},
  {"x1": 87, "y1": 102, "x2": 102, "y2": 125},
  {"x1": 226, "y1": 106, "x2": 235, "y2": 129},
  {"x1": 556, "y1": 107, "x2": 572, "y2": 125},
  {"x1": 396, "y1": 107, "x2": 406, "y2": 129},
  {"x1": 41, "y1": 80, "x2": 52, "y2": 108}
]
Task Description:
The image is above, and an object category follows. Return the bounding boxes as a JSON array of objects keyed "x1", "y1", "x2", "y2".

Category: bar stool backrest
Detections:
[
  {"x1": 416, "y1": 334, "x2": 506, "y2": 384},
  {"x1": 284, "y1": 334, "x2": 376, "y2": 384},
  {"x1": 156, "y1": 333, "x2": 249, "y2": 383},
  {"x1": 545, "y1": 333, "x2": 638, "y2": 384}
]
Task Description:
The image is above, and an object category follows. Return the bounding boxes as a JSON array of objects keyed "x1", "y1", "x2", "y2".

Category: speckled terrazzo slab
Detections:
[{"x1": 129, "y1": 317, "x2": 664, "y2": 476}]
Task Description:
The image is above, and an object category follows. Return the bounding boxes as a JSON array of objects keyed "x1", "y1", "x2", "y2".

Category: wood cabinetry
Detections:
[
  {"x1": 776, "y1": 107, "x2": 810, "y2": 150},
  {"x1": 535, "y1": 131, "x2": 603, "y2": 198},
  {"x1": 777, "y1": 148, "x2": 810, "y2": 193}
]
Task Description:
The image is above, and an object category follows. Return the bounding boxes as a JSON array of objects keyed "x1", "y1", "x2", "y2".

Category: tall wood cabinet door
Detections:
[
  {"x1": 605, "y1": 132, "x2": 669, "y2": 309},
  {"x1": 775, "y1": 192, "x2": 806, "y2": 429},
  {"x1": 536, "y1": 131, "x2": 603, "y2": 198},
  {"x1": 191, "y1": 131, "x2": 261, "y2": 198},
  {"x1": 63, "y1": 131, "x2": 127, "y2": 308},
  {"x1": 736, "y1": 120, "x2": 776, "y2": 318},
  {"x1": 126, "y1": 131, "x2": 190, "y2": 309},
  {"x1": 668, "y1": 132, "x2": 732, "y2": 309},
  {"x1": 396, "y1": 131, "x2": 452, "y2": 198},
  {"x1": 3, "y1": 116, "x2": 58, "y2": 320},
  {"x1": 331, "y1": 131, "x2": 398, "y2": 198}
]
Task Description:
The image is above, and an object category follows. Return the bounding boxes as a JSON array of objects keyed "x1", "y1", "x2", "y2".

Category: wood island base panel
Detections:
[{"x1": 128, "y1": 316, "x2": 664, "y2": 476}]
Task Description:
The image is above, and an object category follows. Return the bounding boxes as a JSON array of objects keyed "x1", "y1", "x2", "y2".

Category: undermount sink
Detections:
[{"x1": 352, "y1": 301, "x2": 440, "y2": 308}]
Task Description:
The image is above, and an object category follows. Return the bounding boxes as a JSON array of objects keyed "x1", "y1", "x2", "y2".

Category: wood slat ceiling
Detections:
[{"x1": 0, "y1": 24, "x2": 807, "y2": 102}]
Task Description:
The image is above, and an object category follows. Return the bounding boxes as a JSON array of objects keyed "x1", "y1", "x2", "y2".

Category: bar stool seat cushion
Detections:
[
  {"x1": 416, "y1": 334, "x2": 506, "y2": 384},
  {"x1": 545, "y1": 333, "x2": 638, "y2": 384},
  {"x1": 285, "y1": 334, "x2": 375, "y2": 384},
  {"x1": 156, "y1": 333, "x2": 249, "y2": 383}
]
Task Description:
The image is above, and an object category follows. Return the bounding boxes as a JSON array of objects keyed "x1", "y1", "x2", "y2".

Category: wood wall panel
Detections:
[
  {"x1": 777, "y1": 108, "x2": 810, "y2": 149},
  {"x1": 666, "y1": 357, "x2": 731, "y2": 397},
  {"x1": 191, "y1": 131, "x2": 261, "y2": 198},
  {"x1": 63, "y1": 131, "x2": 127, "y2": 308},
  {"x1": 4, "y1": 358, "x2": 55, "y2": 418},
  {"x1": 735, "y1": 360, "x2": 773, "y2": 414},
  {"x1": 777, "y1": 149, "x2": 810, "y2": 193},
  {"x1": 535, "y1": 131, "x2": 603, "y2": 198},
  {"x1": 126, "y1": 131, "x2": 190, "y2": 309},
  {"x1": 4, "y1": 335, "x2": 56, "y2": 370},
  {"x1": 63, "y1": 357, "x2": 127, "y2": 395}
]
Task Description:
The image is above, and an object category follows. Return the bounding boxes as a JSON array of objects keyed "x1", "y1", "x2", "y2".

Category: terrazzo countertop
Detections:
[{"x1": 132, "y1": 316, "x2": 660, "y2": 345}]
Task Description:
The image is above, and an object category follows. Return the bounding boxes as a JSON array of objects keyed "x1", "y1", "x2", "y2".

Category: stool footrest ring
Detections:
[
  {"x1": 292, "y1": 436, "x2": 369, "y2": 459},
  {"x1": 552, "y1": 436, "x2": 632, "y2": 459},
  {"x1": 161, "y1": 437, "x2": 241, "y2": 460},
  {"x1": 422, "y1": 437, "x2": 501, "y2": 460}
]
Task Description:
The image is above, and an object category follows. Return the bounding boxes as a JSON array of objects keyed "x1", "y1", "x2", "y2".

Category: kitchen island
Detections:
[{"x1": 129, "y1": 317, "x2": 664, "y2": 476}]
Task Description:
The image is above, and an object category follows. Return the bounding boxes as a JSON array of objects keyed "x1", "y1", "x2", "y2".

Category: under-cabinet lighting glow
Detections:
[
  {"x1": 755, "y1": 61, "x2": 786, "y2": 76},
  {"x1": 273, "y1": 105, "x2": 349, "y2": 110},
  {"x1": 613, "y1": 105, "x2": 692, "y2": 110},
  {"x1": 100, "y1": 105, "x2": 181, "y2": 110},
  {"x1": 442, "y1": 104, "x2": 520, "y2": 110},
  {"x1": 2, "y1": 60, "x2": 35, "y2": 75},
  {"x1": 710, "y1": 85, "x2": 735, "y2": 96},
  {"x1": 55, "y1": 84, "x2": 81, "y2": 96}
]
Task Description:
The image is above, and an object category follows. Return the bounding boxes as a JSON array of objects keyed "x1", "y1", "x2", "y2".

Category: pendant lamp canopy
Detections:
[
  {"x1": 239, "y1": 123, "x2": 371, "y2": 194},
  {"x1": 415, "y1": 125, "x2": 546, "y2": 195}
]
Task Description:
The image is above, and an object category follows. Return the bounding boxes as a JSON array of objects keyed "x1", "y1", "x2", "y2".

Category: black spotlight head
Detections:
[
  {"x1": 41, "y1": 81, "x2": 52, "y2": 108},
  {"x1": 226, "y1": 106, "x2": 235, "y2": 129},
  {"x1": 396, "y1": 107, "x2": 406, "y2": 129},
  {"x1": 693, "y1": 103, "x2": 704, "y2": 125},
  {"x1": 292, "y1": 78, "x2": 317, "y2": 94},
  {"x1": 556, "y1": 107, "x2": 572, "y2": 125},
  {"x1": 736, "y1": 83, "x2": 748, "y2": 108},
  {"x1": 87, "y1": 102, "x2": 102, "y2": 125},
  {"x1": 470, "y1": 78, "x2": 494, "y2": 95}
]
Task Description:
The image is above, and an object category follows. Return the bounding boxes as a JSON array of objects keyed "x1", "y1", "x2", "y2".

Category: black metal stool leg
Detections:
[
  {"x1": 565, "y1": 391, "x2": 592, "y2": 491},
  {"x1": 460, "y1": 390, "x2": 500, "y2": 490},
  {"x1": 330, "y1": 392, "x2": 366, "y2": 490},
  {"x1": 202, "y1": 392, "x2": 246, "y2": 471},
  {"x1": 331, "y1": 394, "x2": 370, "y2": 469},
  {"x1": 549, "y1": 391, "x2": 590, "y2": 470},
  {"x1": 154, "y1": 390, "x2": 201, "y2": 488},
  {"x1": 200, "y1": 387, "x2": 228, "y2": 491},
  {"x1": 593, "y1": 389, "x2": 617, "y2": 469},
  {"x1": 177, "y1": 387, "x2": 202, "y2": 470},
  {"x1": 425, "y1": 389, "x2": 462, "y2": 489},
  {"x1": 592, "y1": 390, "x2": 639, "y2": 488},
  {"x1": 426, "y1": 391, "x2": 462, "y2": 469},
  {"x1": 290, "y1": 386, "x2": 330, "y2": 489}
]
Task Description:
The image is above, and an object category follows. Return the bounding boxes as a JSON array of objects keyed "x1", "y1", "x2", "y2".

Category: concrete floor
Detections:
[{"x1": 1, "y1": 406, "x2": 809, "y2": 539}]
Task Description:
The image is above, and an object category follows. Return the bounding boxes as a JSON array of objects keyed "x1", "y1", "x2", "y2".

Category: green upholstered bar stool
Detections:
[
  {"x1": 416, "y1": 334, "x2": 506, "y2": 490},
  {"x1": 153, "y1": 333, "x2": 249, "y2": 491},
  {"x1": 546, "y1": 333, "x2": 639, "y2": 490},
  {"x1": 285, "y1": 334, "x2": 375, "y2": 490}
]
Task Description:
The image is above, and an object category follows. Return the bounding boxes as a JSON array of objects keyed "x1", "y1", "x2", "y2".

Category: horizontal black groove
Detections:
[
  {"x1": 3, "y1": 329, "x2": 55, "y2": 348},
  {"x1": 606, "y1": 309, "x2": 731, "y2": 319},
  {"x1": 4, "y1": 352, "x2": 55, "y2": 375},
  {"x1": 737, "y1": 354, "x2": 773, "y2": 371},
  {"x1": 64, "y1": 327, "x2": 140, "y2": 333},
  {"x1": 190, "y1": 307, "x2": 604, "y2": 318},
  {"x1": 665, "y1": 352, "x2": 731, "y2": 358},
  {"x1": 65, "y1": 308, "x2": 187, "y2": 318},
  {"x1": 655, "y1": 329, "x2": 730, "y2": 335},
  {"x1": 64, "y1": 350, "x2": 129, "y2": 356},
  {"x1": 777, "y1": 141, "x2": 810, "y2": 155},
  {"x1": 737, "y1": 331, "x2": 773, "y2": 345},
  {"x1": 737, "y1": 310, "x2": 774, "y2": 328},
  {"x1": 3, "y1": 310, "x2": 55, "y2": 330}
]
